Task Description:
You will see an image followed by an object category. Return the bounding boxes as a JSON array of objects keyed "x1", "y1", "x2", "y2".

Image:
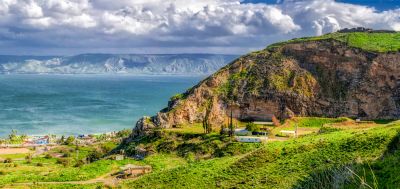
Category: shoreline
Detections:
[{"x1": 0, "y1": 130, "x2": 126, "y2": 147}]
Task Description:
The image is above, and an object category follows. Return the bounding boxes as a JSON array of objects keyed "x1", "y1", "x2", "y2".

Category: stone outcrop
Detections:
[{"x1": 132, "y1": 38, "x2": 400, "y2": 136}]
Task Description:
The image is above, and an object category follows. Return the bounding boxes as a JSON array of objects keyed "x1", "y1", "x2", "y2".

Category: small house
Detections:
[
  {"x1": 115, "y1": 155, "x2": 124, "y2": 161},
  {"x1": 235, "y1": 136, "x2": 268, "y2": 143},
  {"x1": 34, "y1": 136, "x2": 49, "y2": 145}
]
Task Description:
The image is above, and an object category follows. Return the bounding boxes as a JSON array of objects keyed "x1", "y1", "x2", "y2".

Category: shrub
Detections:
[
  {"x1": 36, "y1": 162, "x2": 43, "y2": 167},
  {"x1": 56, "y1": 158, "x2": 70, "y2": 167},
  {"x1": 100, "y1": 142, "x2": 116, "y2": 153},
  {"x1": 74, "y1": 160, "x2": 85, "y2": 167},
  {"x1": 170, "y1": 93, "x2": 184, "y2": 101},
  {"x1": 3, "y1": 158, "x2": 12, "y2": 163},
  {"x1": 157, "y1": 140, "x2": 178, "y2": 153},
  {"x1": 319, "y1": 126, "x2": 341, "y2": 134},
  {"x1": 185, "y1": 152, "x2": 196, "y2": 163},
  {"x1": 117, "y1": 129, "x2": 132, "y2": 138},
  {"x1": 64, "y1": 136, "x2": 75, "y2": 145},
  {"x1": 44, "y1": 153, "x2": 52, "y2": 159},
  {"x1": 246, "y1": 123, "x2": 260, "y2": 132},
  {"x1": 87, "y1": 150, "x2": 104, "y2": 163},
  {"x1": 220, "y1": 124, "x2": 228, "y2": 135}
]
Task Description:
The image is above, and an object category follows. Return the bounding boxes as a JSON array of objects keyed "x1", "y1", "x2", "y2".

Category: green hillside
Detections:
[
  {"x1": 121, "y1": 120, "x2": 400, "y2": 189},
  {"x1": 268, "y1": 31, "x2": 400, "y2": 52}
]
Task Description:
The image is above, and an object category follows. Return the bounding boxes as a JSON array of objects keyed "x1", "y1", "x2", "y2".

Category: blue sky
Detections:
[
  {"x1": 0, "y1": 0, "x2": 399, "y2": 55},
  {"x1": 243, "y1": 0, "x2": 399, "y2": 11}
]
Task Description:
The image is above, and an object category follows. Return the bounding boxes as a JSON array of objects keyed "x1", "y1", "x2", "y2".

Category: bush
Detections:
[
  {"x1": 157, "y1": 140, "x2": 178, "y2": 153},
  {"x1": 117, "y1": 129, "x2": 132, "y2": 138},
  {"x1": 74, "y1": 160, "x2": 85, "y2": 167},
  {"x1": 185, "y1": 152, "x2": 196, "y2": 163},
  {"x1": 246, "y1": 123, "x2": 260, "y2": 132},
  {"x1": 36, "y1": 162, "x2": 43, "y2": 167},
  {"x1": 56, "y1": 158, "x2": 70, "y2": 167},
  {"x1": 87, "y1": 150, "x2": 104, "y2": 163},
  {"x1": 44, "y1": 153, "x2": 52, "y2": 159},
  {"x1": 319, "y1": 127, "x2": 341, "y2": 134},
  {"x1": 3, "y1": 158, "x2": 12, "y2": 163},
  {"x1": 100, "y1": 142, "x2": 116, "y2": 153},
  {"x1": 64, "y1": 136, "x2": 75, "y2": 145}
]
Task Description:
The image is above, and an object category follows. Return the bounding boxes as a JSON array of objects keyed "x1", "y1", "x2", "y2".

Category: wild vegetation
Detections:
[
  {"x1": 268, "y1": 32, "x2": 400, "y2": 52},
  {"x1": 122, "y1": 119, "x2": 400, "y2": 189},
  {"x1": 1, "y1": 118, "x2": 400, "y2": 188}
]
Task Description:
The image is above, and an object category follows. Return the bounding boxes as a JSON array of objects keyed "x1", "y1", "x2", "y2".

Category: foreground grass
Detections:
[
  {"x1": 3, "y1": 118, "x2": 399, "y2": 188},
  {"x1": 122, "y1": 120, "x2": 400, "y2": 188},
  {"x1": 0, "y1": 158, "x2": 136, "y2": 185}
]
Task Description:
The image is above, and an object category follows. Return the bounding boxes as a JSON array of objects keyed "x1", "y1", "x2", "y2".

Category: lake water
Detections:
[{"x1": 0, "y1": 75, "x2": 204, "y2": 137}]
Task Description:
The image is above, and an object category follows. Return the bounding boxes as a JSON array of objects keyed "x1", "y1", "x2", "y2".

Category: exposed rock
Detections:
[
  {"x1": 134, "y1": 37, "x2": 400, "y2": 136},
  {"x1": 132, "y1": 116, "x2": 157, "y2": 137}
]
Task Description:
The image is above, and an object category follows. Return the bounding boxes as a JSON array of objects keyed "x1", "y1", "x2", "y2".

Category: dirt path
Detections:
[{"x1": 0, "y1": 148, "x2": 31, "y2": 155}]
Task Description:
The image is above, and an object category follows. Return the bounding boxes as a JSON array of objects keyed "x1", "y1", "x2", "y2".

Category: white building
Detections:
[{"x1": 235, "y1": 136, "x2": 268, "y2": 143}]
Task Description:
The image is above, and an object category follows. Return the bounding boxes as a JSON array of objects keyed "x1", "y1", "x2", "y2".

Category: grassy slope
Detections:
[
  {"x1": 267, "y1": 32, "x2": 400, "y2": 53},
  {"x1": 123, "y1": 120, "x2": 400, "y2": 189}
]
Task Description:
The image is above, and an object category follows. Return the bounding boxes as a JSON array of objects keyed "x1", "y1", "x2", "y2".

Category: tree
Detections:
[
  {"x1": 246, "y1": 123, "x2": 260, "y2": 132},
  {"x1": 228, "y1": 104, "x2": 234, "y2": 137},
  {"x1": 8, "y1": 129, "x2": 18, "y2": 141},
  {"x1": 220, "y1": 124, "x2": 227, "y2": 135},
  {"x1": 64, "y1": 136, "x2": 75, "y2": 145},
  {"x1": 202, "y1": 99, "x2": 213, "y2": 134},
  {"x1": 60, "y1": 135, "x2": 65, "y2": 144}
]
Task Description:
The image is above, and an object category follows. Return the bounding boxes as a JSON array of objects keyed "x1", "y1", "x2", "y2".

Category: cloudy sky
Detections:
[{"x1": 0, "y1": 0, "x2": 399, "y2": 55}]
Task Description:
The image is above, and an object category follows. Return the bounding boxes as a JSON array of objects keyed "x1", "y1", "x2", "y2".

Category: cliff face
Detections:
[{"x1": 134, "y1": 38, "x2": 400, "y2": 134}]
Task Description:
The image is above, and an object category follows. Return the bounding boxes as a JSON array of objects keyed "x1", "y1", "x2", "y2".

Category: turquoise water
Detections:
[{"x1": 0, "y1": 75, "x2": 204, "y2": 137}]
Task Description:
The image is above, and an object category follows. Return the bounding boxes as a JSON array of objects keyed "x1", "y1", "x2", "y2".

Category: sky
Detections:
[{"x1": 0, "y1": 0, "x2": 399, "y2": 55}]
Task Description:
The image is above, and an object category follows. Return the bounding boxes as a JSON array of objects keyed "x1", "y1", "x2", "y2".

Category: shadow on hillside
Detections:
[{"x1": 293, "y1": 130, "x2": 400, "y2": 189}]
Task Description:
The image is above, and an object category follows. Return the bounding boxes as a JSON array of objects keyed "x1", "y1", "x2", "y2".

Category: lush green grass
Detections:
[
  {"x1": 124, "y1": 131, "x2": 262, "y2": 162},
  {"x1": 122, "y1": 121, "x2": 400, "y2": 188},
  {"x1": 268, "y1": 32, "x2": 400, "y2": 53},
  {"x1": 287, "y1": 117, "x2": 351, "y2": 128},
  {"x1": 2, "y1": 118, "x2": 400, "y2": 188},
  {"x1": 0, "y1": 158, "x2": 137, "y2": 185},
  {"x1": 29, "y1": 184, "x2": 103, "y2": 189},
  {"x1": 0, "y1": 142, "x2": 136, "y2": 186},
  {"x1": 122, "y1": 156, "x2": 241, "y2": 188},
  {"x1": 0, "y1": 153, "x2": 30, "y2": 159},
  {"x1": 142, "y1": 154, "x2": 187, "y2": 172}
]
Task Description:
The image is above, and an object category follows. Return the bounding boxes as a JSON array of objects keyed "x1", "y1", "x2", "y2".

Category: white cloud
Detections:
[
  {"x1": 0, "y1": 0, "x2": 399, "y2": 55},
  {"x1": 282, "y1": 0, "x2": 400, "y2": 35}
]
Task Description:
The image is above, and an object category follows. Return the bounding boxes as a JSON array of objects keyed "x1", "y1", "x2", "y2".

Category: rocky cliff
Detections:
[{"x1": 133, "y1": 31, "x2": 400, "y2": 135}]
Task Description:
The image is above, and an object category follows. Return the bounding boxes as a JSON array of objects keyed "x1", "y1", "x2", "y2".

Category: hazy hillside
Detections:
[{"x1": 0, "y1": 54, "x2": 238, "y2": 75}]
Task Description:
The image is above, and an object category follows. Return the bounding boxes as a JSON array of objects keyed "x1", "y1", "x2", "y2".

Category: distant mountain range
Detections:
[{"x1": 0, "y1": 54, "x2": 238, "y2": 75}]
